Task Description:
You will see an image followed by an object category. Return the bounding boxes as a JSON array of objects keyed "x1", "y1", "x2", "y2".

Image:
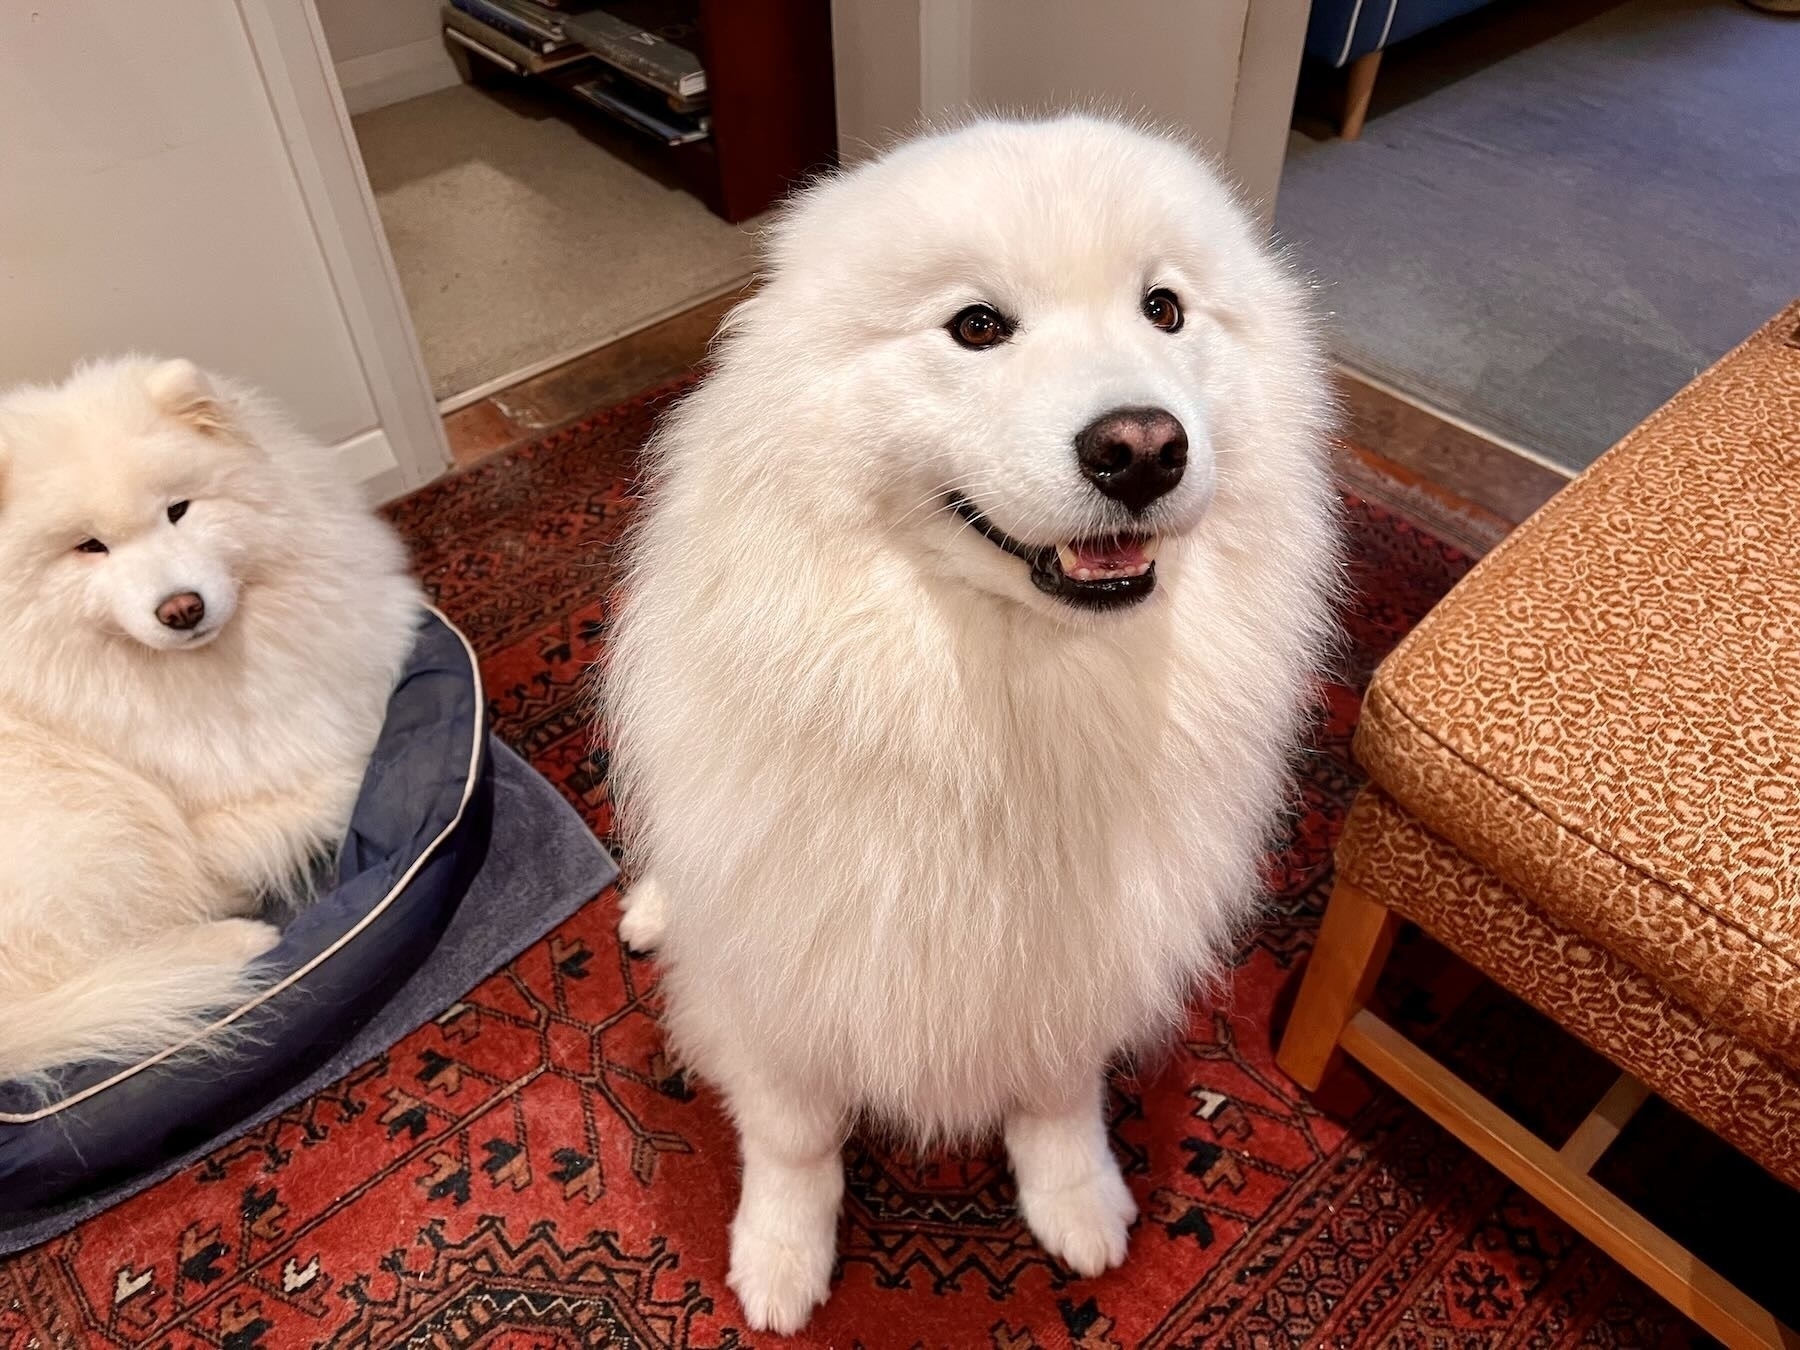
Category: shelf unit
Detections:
[{"x1": 443, "y1": 0, "x2": 837, "y2": 223}]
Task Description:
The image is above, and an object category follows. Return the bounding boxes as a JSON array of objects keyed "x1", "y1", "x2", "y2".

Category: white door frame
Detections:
[
  {"x1": 238, "y1": 0, "x2": 448, "y2": 499},
  {"x1": 832, "y1": 0, "x2": 1309, "y2": 217}
]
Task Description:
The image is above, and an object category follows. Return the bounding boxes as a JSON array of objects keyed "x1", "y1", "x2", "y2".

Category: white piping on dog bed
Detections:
[
  {"x1": 1376, "y1": 0, "x2": 1399, "y2": 51},
  {"x1": 1335, "y1": 0, "x2": 1367, "y2": 66},
  {"x1": 0, "y1": 604, "x2": 487, "y2": 1125}
]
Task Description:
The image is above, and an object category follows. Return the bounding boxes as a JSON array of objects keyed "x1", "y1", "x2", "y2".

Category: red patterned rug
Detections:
[{"x1": 0, "y1": 387, "x2": 1708, "y2": 1348}]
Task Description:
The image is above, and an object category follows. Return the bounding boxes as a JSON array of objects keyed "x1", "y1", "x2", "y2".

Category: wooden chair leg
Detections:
[
  {"x1": 1340, "y1": 49, "x2": 1382, "y2": 140},
  {"x1": 1339, "y1": 1011, "x2": 1800, "y2": 1348},
  {"x1": 1286, "y1": 878, "x2": 1799, "y2": 1344},
  {"x1": 1277, "y1": 879, "x2": 1398, "y2": 1089}
]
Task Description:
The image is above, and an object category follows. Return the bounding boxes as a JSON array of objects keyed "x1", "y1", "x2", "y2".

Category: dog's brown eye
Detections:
[
  {"x1": 75, "y1": 538, "x2": 108, "y2": 555},
  {"x1": 167, "y1": 500, "x2": 190, "y2": 524},
  {"x1": 949, "y1": 304, "x2": 1011, "y2": 350},
  {"x1": 1143, "y1": 289, "x2": 1183, "y2": 333}
]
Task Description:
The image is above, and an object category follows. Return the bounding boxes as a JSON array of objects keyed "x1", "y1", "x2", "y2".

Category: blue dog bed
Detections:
[{"x1": 0, "y1": 606, "x2": 493, "y2": 1214}]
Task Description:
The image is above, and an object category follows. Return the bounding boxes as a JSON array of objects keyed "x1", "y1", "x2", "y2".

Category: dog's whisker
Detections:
[{"x1": 880, "y1": 474, "x2": 1009, "y2": 540}]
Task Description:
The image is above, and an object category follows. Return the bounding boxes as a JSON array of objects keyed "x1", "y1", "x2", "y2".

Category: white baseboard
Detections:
[
  {"x1": 333, "y1": 426, "x2": 413, "y2": 503},
  {"x1": 334, "y1": 36, "x2": 461, "y2": 116}
]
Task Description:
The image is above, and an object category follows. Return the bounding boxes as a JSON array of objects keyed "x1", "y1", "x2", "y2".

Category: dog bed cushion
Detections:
[{"x1": 0, "y1": 606, "x2": 493, "y2": 1214}]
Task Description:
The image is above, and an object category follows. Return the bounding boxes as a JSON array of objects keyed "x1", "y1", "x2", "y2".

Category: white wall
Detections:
[
  {"x1": 830, "y1": 0, "x2": 1308, "y2": 214},
  {"x1": 963, "y1": 0, "x2": 1250, "y2": 149},
  {"x1": 1229, "y1": 0, "x2": 1312, "y2": 210},
  {"x1": 0, "y1": 2, "x2": 377, "y2": 446},
  {"x1": 830, "y1": 2, "x2": 925, "y2": 160},
  {"x1": 316, "y1": 0, "x2": 461, "y2": 115},
  {"x1": 0, "y1": 1, "x2": 449, "y2": 497}
]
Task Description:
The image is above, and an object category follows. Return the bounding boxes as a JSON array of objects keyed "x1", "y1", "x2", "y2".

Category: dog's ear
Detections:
[{"x1": 144, "y1": 359, "x2": 233, "y2": 437}]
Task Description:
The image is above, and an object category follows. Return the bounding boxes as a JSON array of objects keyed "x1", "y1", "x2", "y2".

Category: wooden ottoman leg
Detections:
[
  {"x1": 1341, "y1": 50, "x2": 1382, "y2": 140},
  {"x1": 1278, "y1": 880, "x2": 1399, "y2": 1089}
]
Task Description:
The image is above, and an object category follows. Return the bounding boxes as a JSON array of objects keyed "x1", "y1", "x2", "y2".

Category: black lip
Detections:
[{"x1": 946, "y1": 493, "x2": 1156, "y2": 611}]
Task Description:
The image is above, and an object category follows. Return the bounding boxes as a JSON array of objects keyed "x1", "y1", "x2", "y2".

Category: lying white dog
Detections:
[
  {"x1": 604, "y1": 115, "x2": 1337, "y2": 1332},
  {"x1": 0, "y1": 358, "x2": 421, "y2": 1081}
]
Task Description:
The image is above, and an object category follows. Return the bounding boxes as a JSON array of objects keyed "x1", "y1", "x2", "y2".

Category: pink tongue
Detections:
[{"x1": 1072, "y1": 536, "x2": 1148, "y2": 571}]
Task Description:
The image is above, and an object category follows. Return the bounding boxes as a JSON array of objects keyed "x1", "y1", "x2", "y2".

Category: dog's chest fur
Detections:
[{"x1": 630, "y1": 559, "x2": 1299, "y2": 1136}]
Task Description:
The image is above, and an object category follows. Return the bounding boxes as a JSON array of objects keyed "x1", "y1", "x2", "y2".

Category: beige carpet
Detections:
[{"x1": 354, "y1": 82, "x2": 756, "y2": 403}]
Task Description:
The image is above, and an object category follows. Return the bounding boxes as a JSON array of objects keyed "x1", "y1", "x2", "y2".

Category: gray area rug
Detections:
[
  {"x1": 0, "y1": 739, "x2": 615, "y2": 1253},
  {"x1": 1277, "y1": 0, "x2": 1800, "y2": 470}
]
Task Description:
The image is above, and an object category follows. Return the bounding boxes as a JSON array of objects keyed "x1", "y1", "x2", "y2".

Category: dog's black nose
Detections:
[
  {"x1": 1074, "y1": 407, "x2": 1187, "y2": 514},
  {"x1": 157, "y1": 592, "x2": 205, "y2": 631}
]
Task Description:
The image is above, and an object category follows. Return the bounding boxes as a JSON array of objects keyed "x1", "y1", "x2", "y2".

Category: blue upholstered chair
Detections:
[{"x1": 1305, "y1": 0, "x2": 1499, "y2": 137}]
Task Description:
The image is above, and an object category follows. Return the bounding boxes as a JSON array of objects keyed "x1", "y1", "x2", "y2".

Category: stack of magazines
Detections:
[{"x1": 442, "y1": 0, "x2": 711, "y2": 147}]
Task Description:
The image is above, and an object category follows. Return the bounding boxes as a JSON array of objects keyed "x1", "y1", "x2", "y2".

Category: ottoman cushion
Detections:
[{"x1": 1354, "y1": 302, "x2": 1800, "y2": 1072}]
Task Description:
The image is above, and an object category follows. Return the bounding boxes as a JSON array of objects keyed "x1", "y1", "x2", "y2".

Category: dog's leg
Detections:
[
  {"x1": 722, "y1": 1070, "x2": 845, "y2": 1334},
  {"x1": 1006, "y1": 1075, "x2": 1137, "y2": 1276},
  {"x1": 190, "y1": 773, "x2": 359, "y2": 902},
  {"x1": 616, "y1": 874, "x2": 668, "y2": 953}
]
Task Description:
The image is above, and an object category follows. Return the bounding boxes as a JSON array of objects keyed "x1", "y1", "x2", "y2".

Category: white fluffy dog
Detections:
[
  {"x1": 0, "y1": 358, "x2": 421, "y2": 1081},
  {"x1": 604, "y1": 115, "x2": 1337, "y2": 1332}
]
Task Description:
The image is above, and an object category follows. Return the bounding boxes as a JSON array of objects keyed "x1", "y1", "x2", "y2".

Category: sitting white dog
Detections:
[
  {"x1": 0, "y1": 358, "x2": 421, "y2": 1081},
  {"x1": 604, "y1": 115, "x2": 1338, "y2": 1332}
]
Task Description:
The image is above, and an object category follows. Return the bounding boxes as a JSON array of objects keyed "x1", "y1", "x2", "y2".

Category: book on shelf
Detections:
[
  {"x1": 562, "y1": 3, "x2": 706, "y2": 102},
  {"x1": 659, "y1": 84, "x2": 708, "y2": 117},
  {"x1": 480, "y1": 0, "x2": 606, "y2": 41},
  {"x1": 441, "y1": 5, "x2": 594, "y2": 75},
  {"x1": 570, "y1": 71, "x2": 710, "y2": 146},
  {"x1": 446, "y1": 0, "x2": 577, "y2": 55}
]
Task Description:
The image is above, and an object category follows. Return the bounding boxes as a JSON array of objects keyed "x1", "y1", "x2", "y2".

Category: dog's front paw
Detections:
[
  {"x1": 617, "y1": 876, "x2": 668, "y2": 954},
  {"x1": 1018, "y1": 1160, "x2": 1137, "y2": 1277},
  {"x1": 728, "y1": 1219, "x2": 834, "y2": 1334}
]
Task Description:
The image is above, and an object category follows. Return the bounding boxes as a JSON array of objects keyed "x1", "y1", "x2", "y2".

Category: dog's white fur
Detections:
[
  {"x1": 604, "y1": 115, "x2": 1338, "y2": 1332},
  {"x1": 0, "y1": 358, "x2": 421, "y2": 1081}
]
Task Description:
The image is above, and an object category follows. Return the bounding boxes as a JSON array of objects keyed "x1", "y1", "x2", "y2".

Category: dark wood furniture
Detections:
[{"x1": 447, "y1": 0, "x2": 837, "y2": 223}]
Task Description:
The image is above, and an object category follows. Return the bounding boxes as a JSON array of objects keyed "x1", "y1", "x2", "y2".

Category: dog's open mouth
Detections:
[{"x1": 948, "y1": 494, "x2": 1158, "y2": 610}]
